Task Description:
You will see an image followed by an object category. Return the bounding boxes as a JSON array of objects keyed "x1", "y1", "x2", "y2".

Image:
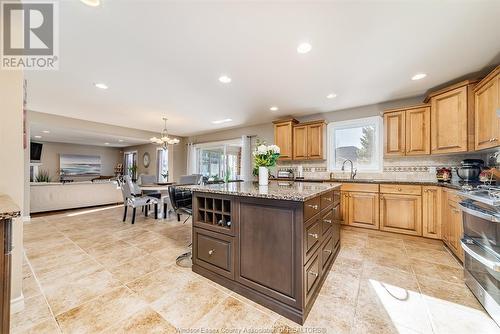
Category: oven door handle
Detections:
[
  {"x1": 461, "y1": 239, "x2": 500, "y2": 272},
  {"x1": 458, "y1": 202, "x2": 500, "y2": 223}
]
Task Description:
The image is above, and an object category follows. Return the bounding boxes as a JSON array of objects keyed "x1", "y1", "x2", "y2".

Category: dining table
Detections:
[{"x1": 138, "y1": 182, "x2": 175, "y2": 218}]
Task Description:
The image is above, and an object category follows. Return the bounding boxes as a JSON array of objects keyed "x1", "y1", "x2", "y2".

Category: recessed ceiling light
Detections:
[
  {"x1": 218, "y1": 75, "x2": 232, "y2": 84},
  {"x1": 297, "y1": 42, "x2": 312, "y2": 54},
  {"x1": 411, "y1": 73, "x2": 427, "y2": 81},
  {"x1": 42, "y1": 130, "x2": 50, "y2": 134},
  {"x1": 80, "y1": 0, "x2": 100, "y2": 7},
  {"x1": 326, "y1": 93, "x2": 337, "y2": 99},
  {"x1": 34, "y1": 135, "x2": 42, "y2": 139},
  {"x1": 94, "y1": 82, "x2": 108, "y2": 89},
  {"x1": 212, "y1": 118, "x2": 232, "y2": 124},
  {"x1": 270, "y1": 106, "x2": 279, "y2": 111},
  {"x1": 104, "y1": 142, "x2": 110, "y2": 145}
]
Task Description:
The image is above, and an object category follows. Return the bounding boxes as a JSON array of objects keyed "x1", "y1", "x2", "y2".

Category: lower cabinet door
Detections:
[
  {"x1": 380, "y1": 194, "x2": 422, "y2": 236},
  {"x1": 348, "y1": 192, "x2": 380, "y2": 229},
  {"x1": 422, "y1": 186, "x2": 441, "y2": 239},
  {"x1": 194, "y1": 228, "x2": 234, "y2": 279}
]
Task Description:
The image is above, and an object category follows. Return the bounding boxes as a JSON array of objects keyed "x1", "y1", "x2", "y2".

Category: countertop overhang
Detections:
[
  {"x1": 0, "y1": 194, "x2": 21, "y2": 220},
  {"x1": 178, "y1": 181, "x2": 341, "y2": 202}
]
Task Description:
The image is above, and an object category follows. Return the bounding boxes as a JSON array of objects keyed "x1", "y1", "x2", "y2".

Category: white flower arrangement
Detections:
[{"x1": 253, "y1": 142, "x2": 281, "y2": 175}]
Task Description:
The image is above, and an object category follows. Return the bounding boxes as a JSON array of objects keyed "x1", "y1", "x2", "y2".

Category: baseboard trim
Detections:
[{"x1": 11, "y1": 294, "x2": 25, "y2": 314}]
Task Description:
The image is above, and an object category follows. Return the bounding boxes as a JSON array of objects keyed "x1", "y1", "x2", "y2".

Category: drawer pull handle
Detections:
[
  {"x1": 324, "y1": 249, "x2": 332, "y2": 254},
  {"x1": 208, "y1": 249, "x2": 215, "y2": 256},
  {"x1": 308, "y1": 233, "x2": 319, "y2": 239},
  {"x1": 307, "y1": 204, "x2": 319, "y2": 210},
  {"x1": 323, "y1": 219, "x2": 332, "y2": 224},
  {"x1": 308, "y1": 271, "x2": 319, "y2": 278},
  {"x1": 324, "y1": 197, "x2": 332, "y2": 202}
]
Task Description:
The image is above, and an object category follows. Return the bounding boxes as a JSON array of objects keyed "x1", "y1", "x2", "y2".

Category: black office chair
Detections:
[{"x1": 168, "y1": 186, "x2": 193, "y2": 224}]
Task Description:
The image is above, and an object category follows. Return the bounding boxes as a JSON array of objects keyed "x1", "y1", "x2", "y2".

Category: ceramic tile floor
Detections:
[{"x1": 12, "y1": 205, "x2": 500, "y2": 334}]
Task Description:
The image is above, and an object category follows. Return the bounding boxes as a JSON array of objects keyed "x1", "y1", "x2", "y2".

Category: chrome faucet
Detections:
[{"x1": 341, "y1": 159, "x2": 357, "y2": 179}]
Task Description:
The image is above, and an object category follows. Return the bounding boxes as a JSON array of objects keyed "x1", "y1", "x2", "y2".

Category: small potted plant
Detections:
[{"x1": 253, "y1": 142, "x2": 280, "y2": 186}]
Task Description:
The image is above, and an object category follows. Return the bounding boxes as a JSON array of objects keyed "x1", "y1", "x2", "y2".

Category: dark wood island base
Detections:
[{"x1": 185, "y1": 182, "x2": 341, "y2": 324}]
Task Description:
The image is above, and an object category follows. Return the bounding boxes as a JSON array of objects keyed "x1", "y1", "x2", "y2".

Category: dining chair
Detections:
[{"x1": 120, "y1": 175, "x2": 159, "y2": 224}]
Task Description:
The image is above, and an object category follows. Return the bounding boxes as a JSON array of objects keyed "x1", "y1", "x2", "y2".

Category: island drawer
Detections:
[
  {"x1": 304, "y1": 252, "x2": 321, "y2": 303},
  {"x1": 320, "y1": 234, "x2": 335, "y2": 271},
  {"x1": 304, "y1": 218, "x2": 321, "y2": 261},
  {"x1": 380, "y1": 184, "x2": 422, "y2": 195},
  {"x1": 321, "y1": 210, "x2": 333, "y2": 237},
  {"x1": 193, "y1": 228, "x2": 234, "y2": 279},
  {"x1": 320, "y1": 191, "x2": 334, "y2": 210},
  {"x1": 304, "y1": 196, "x2": 321, "y2": 221}
]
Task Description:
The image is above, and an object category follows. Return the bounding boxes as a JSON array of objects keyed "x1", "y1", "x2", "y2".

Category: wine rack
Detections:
[{"x1": 196, "y1": 196, "x2": 232, "y2": 229}]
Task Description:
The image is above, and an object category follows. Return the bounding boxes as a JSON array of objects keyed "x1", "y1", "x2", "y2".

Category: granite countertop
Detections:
[
  {"x1": 272, "y1": 177, "x2": 475, "y2": 190},
  {"x1": 0, "y1": 194, "x2": 21, "y2": 220},
  {"x1": 179, "y1": 181, "x2": 341, "y2": 202}
]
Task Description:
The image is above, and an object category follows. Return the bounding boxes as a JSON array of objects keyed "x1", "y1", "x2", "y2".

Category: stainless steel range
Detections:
[{"x1": 459, "y1": 185, "x2": 500, "y2": 326}]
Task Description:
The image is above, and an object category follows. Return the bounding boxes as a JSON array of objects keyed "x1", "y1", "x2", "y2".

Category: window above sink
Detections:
[{"x1": 327, "y1": 116, "x2": 383, "y2": 173}]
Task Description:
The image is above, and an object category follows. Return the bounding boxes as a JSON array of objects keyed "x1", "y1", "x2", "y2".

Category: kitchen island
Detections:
[{"x1": 179, "y1": 181, "x2": 341, "y2": 324}]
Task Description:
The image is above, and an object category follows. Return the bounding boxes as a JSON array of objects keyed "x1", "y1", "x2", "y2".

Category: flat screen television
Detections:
[{"x1": 30, "y1": 142, "x2": 43, "y2": 162}]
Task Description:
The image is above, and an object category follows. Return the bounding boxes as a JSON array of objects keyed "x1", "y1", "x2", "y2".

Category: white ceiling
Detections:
[
  {"x1": 30, "y1": 123, "x2": 149, "y2": 147},
  {"x1": 26, "y1": 1, "x2": 500, "y2": 137}
]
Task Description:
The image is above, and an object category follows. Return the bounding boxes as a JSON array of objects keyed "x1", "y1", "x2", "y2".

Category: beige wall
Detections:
[
  {"x1": 35, "y1": 141, "x2": 122, "y2": 181},
  {"x1": 0, "y1": 63, "x2": 24, "y2": 307}
]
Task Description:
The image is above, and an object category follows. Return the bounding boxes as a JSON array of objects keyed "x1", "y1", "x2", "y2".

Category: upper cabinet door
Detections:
[
  {"x1": 274, "y1": 120, "x2": 296, "y2": 160},
  {"x1": 475, "y1": 70, "x2": 500, "y2": 150},
  {"x1": 293, "y1": 125, "x2": 308, "y2": 160},
  {"x1": 405, "y1": 107, "x2": 431, "y2": 155},
  {"x1": 431, "y1": 86, "x2": 468, "y2": 154},
  {"x1": 307, "y1": 123, "x2": 324, "y2": 160},
  {"x1": 384, "y1": 111, "x2": 405, "y2": 156}
]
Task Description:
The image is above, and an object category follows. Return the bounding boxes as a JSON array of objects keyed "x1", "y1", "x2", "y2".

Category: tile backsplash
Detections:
[{"x1": 276, "y1": 152, "x2": 489, "y2": 181}]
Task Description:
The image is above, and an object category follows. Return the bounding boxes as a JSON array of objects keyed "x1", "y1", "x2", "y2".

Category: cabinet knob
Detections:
[
  {"x1": 398, "y1": 187, "x2": 402, "y2": 191},
  {"x1": 308, "y1": 271, "x2": 319, "y2": 278},
  {"x1": 493, "y1": 138, "x2": 498, "y2": 142},
  {"x1": 208, "y1": 249, "x2": 215, "y2": 256},
  {"x1": 308, "y1": 233, "x2": 319, "y2": 239},
  {"x1": 307, "y1": 204, "x2": 319, "y2": 210}
]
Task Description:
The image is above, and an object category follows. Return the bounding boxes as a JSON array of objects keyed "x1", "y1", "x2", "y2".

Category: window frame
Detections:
[
  {"x1": 156, "y1": 147, "x2": 168, "y2": 182},
  {"x1": 194, "y1": 138, "x2": 242, "y2": 180},
  {"x1": 327, "y1": 116, "x2": 383, "y2": 173}
]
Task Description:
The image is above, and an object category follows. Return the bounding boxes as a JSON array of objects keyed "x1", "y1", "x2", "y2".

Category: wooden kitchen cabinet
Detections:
[
  {"x1": 340, "y1": 191, "x2": 349, "y2": 225},
  {"x1": 383, "y1": 105, "x2": 430, "y2": 156},
  {"x1": 293, "y1": 125, "x2": 308, "y2": 160},
  {"x1": 273, "y1": 118, "x2": 298, "y2": 160},
  {"x1": 292, "y1": 121, "x2": 326, "y2": 160},
  {"x1": 380, "y1": 193, "x2": 422, "y2": 236},
  {"x1": 441, "y1": 189, "x2": 464, "y2": 262},
  {"x1": 474, "y1": 66, "x2": 500, "y2": 150},
  {"x1": 422, "y1": 186, "x2": 441, "y2": 239},
  {"x1": 384, "y1": 111, "x2": 405, "y2": 156},
  {"x1": 347, "y1": 192, "x2": 379, "y2": 230},
  {"x1": 425, "y1": 80, "x2": 477, "y2": 154},
  {"x1": 406, "y1": 106, "x2": 431, "y2": 155},
  {"x1": 307, "y1": 122, "x2": 325, "y2": 159}
]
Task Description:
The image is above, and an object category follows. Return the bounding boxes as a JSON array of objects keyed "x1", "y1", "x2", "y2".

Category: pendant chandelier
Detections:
[{"x1": 150, "y1": 117, "x2": 179, "y2": 149}]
